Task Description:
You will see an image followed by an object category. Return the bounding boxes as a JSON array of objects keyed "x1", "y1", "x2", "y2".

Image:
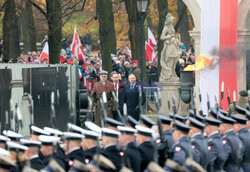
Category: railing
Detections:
[{"x1": 143, "y1": 86, "x2": 160, "y2": 117}]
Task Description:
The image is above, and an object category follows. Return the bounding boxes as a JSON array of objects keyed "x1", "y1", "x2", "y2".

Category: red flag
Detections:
[
  {"x1": 148, "y1": 28, "x2": 157, "y2": 47},
  {"x1": 145, "y1": 42, "x2": 156, "y2": 62},
  {"x1": 39, "y1": 42, "x2": 49, "y2": 63}
]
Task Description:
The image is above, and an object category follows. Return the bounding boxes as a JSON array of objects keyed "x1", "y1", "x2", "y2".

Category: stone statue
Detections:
[{"x1": 160, "y1": 13, "x2": 180, "y2": 82}]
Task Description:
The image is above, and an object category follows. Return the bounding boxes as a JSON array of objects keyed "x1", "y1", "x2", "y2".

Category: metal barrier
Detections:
[{"x1": 143, "y1": 86, "x2": 160, "y2": 116}]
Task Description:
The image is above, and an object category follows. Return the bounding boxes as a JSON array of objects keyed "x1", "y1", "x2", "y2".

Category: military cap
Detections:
[
  {"x1": 81, "y1": 129, "x2": 100, "y2": 140},
  {"x1": 209, "y1": 107, "x2": 218, "y2": 119},
  {"x1": 219, "y1": 109, "x2": 229, "y2": 116},
  {"x1": 67, "y1": 123, "x2": 84, "y2": 134},
  {"x1": 174, "y1": 120, "x2": 190, "y2": 133},
  {"x1": 3, "y1": 130, "x2": 23, "y2": 141},
  {"x1": 100, "y1": 70, "x2": 108, "y2": 76},
  {"x1": 185, "y1": 158, "x2": 205, "y2": 172},
  {"x1": 135, "y1": 125, "x2": 154, "y2": 137},
  {"x1": 126, "y1": 116, "x2": 139, "y2": 128},
  {"x1": 147, "y1": 162, "x2": 165, "y2": 172},
  {"x1": 105, "y1": 118, "x2": 124, "y2": 128},
  {"x1": 0, "y1": 148, "x2": 9, "y2": 156},
  {"x1": 64, "y1": 132, "x2": 84, "y2": 140},
  {"x1": 218, "y1": 113, "x2": 235, "y2": 125},
  {"x1": 140, "y1": 115, "x2": 156, "y2": 128},
  {"x1": 44, "y1": 127, "x2": 63, "y2": 136},
  {"x1": 239, "y1": 90, "x2": 248, "y2": 97},
  {"x1": 30, "y1": 125, "x2": 50, "y2": 136},
  {"x1": 189, "y1": 110, "x2": 204, "y2": 122},
  {"x1": 93, "y1": 154, "x2": 116, "y2": 171},
  {"x1": 70, "y1": 159, "x2": 90, "y2": 172},
  {"x1": 117, "y1": 126, "x2": 137, "y2": 135},
  {"x1": 204, "y1": 117, "x2": 221, "y2": 126},
  {"x1": 7, "y1": 141, "x2": 28, "y2": 152},
  {"x1": 158, "y1": 115, "x2": 172, "y2": 125},
  {"x1": 231, "y1": 115, "x2": 247, "y2": 125},
  {"x1": 233, "y1": 105, "x2": 246, "y2": 115},
  {"x1": 85, "y1": 121, "x2": 101, "y2": 134},
  {"x1": 189, "y1": 117, "x2": 205, "y2": 130},
  {"x1": 169, "y1": 114, "x2": 188, "y2": 123},
  {"x1": 0, "y1": 155, "x2": 16, "y2": 169},
  {"x1": 38, "y1": 135, "x2": 60, "y2": 146},
  {"x1": 102, "y1": 128, "x2": 121, "y2": 138},
  {"x1": 45, "y1": 159, "x2": 65, "y2": 172},
  {"x1": 20, "y1": 139, "x2": 41, "y2": 147},
  {"x1": 165, "y1": 159, "x2": 189, "y2": 172},
  {"x1": 0, "y1": 135, "x2": 10, "y2": 143}
]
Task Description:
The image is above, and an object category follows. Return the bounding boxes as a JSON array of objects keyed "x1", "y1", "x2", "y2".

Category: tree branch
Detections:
[
  {"x1": 174, "y1": 4, "x2": 187, "y2": 32},
  {"x1": 29, "y1": 0, "x2": 47, "y2": 18},
  {"x1": 0, "y1": 1, "x2": 5, "y2": 11}
]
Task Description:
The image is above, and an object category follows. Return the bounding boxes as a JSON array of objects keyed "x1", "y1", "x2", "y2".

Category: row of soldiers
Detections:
[{"x1": 1, "y1": 96, "x2": 250, "y2": 171}]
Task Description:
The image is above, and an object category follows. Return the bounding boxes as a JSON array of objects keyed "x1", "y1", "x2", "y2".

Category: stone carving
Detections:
[{"x1": 160, "y1": 13, "x2": 180, "y2": 82}]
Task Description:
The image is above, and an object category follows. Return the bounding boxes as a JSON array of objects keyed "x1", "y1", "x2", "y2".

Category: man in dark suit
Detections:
[
  {"x1": 123, "y1": 74, "x2": 146, "y2": 121},
  {"x1": 118, "y1": 126, "x2": 141, "y2": 172}
]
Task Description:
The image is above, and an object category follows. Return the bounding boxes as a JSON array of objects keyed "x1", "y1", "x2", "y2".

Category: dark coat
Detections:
[
  {"x1": 30, "y1": 156, "x2": 45, "y2": 170},
  {"x1": 125, "y1": 142, "x2": 141, "y2": 172},
  {"x1": 123, "y1": 82, "x2": 146, "y2": 121},
  {"x1": 67, "y1": 148, "x2": 85, "y2": 162},
  {"x1": 138, "y1": 141, "x2": 155, "y2": 172},
  {"x1": 101, "y1": 145, "x2": 122, "y2": 171},
  {"x1": 112, "y1": 81, "x2": 125, "y2": 120},
  {"x1": 83, "y1": 146, "x2": 98, "y2": 163}
]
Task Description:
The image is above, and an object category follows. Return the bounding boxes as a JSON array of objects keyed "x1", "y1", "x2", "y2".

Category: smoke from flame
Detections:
[{"x1": 184, "y1": 54, "x2": 215, "y2": 71}]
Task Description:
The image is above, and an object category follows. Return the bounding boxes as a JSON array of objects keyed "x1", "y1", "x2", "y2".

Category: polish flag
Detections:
[
  {"x1": 39, "y1": 42, "x2": 49, "y2": 62},
  {"x1": 145, "y1": 42, "x2": 156, "y2": 62},
  {"x1": 70, "y1": 26, "x2": 85, "y2": 62},
  {"x1": 200, "y1": 0, "x2": 238, "y2": 112},
  {"x1": 148, "y1": 28, "x2": 157, "y2": 47}
]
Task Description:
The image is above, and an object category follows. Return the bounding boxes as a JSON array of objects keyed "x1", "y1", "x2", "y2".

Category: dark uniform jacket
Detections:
[
  {"x1": 191, "y1": 133, "x2": 209, "y2": 169},
  {"x1": 222, "y1": 129, "x2": 243, "y2": 172},
  {"x1": 124, "y1": 142, "x2": 141, "y2": 172},
  {"x1": 83, "y1": 146, "x2": 98, "y2": 164},
  {"x1": 67, "y1": 148, "x2": 85, "y2": 163},
  {"x1": 138, "y1": 141, "x2": 155, "y2": 172},
  {"x1": 207, "y1": 132, "x2": 227, "y2": 172},
  {"x1": 101, "y1": 144, "x2": 122, "y2": 171},
  {"x1": 163, "y1": 130, "x2": 174, "y2": 148},
  {"x1": 237, "y1": 127, "x2": 250, "y2": 172},
  {"x1": 123, "y1": 82, "x2": 146, "y2": 121},
  {"x1": 30, "y1": 155, "x2": 45, "y2": 170},
  {"x1": 170, "y1": 136, "x2": 192, "y2": 165}
]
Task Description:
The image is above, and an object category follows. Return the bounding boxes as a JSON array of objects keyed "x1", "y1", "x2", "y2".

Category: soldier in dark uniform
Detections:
[
  {"x1": 218, "y1": 112, "x2": 243, "y2": 172},
  {"x1": 101, "y1": 128, "x2": 122, "y2": 171},
  {"x1": 204, "y1": 117, "x2": 227, "y2": 172},
  {"x1": 135, "y1": 124, "x2": 156, "y2": 171},
  {"x1": 139, "y1": 115, "x2": 155, "y2": 129},
  {"x1": 0, "y1": 135, "x2": 9, "y2": 149},
  {"x1": 231, "y1": 106, "x2": 250, "y2": 172},
  {"x1": 91, "y1": 70, "x2": 116, "y2": 126},
  {"x1": 118, "y1": 126, "x2": 141, "y2": 172},
  {"x1": 168, "y1": 120, "x2": 192, "y2": 165},
  {"x1": 20, "y1": 139, "x2": 44, "y2": 170},
  {"x1": 188, "y1": 117, "x2": 209, "y2": 169}
]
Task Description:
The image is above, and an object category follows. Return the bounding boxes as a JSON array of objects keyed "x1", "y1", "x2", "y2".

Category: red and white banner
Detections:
[
  {"x1": 200, "y1": 0, "x2": 238, "y2": 112},
  {"x1": 145, "y1": 28, "x2": 157, "y2": 62},
  {"x1": 70, "y1": 26, "x2": 85, "y2": 62},
  {"x1": 39, "y1": 42, "x2": 49, "y2": 62}
]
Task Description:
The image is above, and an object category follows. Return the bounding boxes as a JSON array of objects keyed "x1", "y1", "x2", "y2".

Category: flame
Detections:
[{"x1": 184, "y1": 54, "x2": 215, "y2": 71}]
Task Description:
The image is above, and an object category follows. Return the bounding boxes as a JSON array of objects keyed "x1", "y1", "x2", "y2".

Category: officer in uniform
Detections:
[
  {"x1": 135, "y1": 125, "x2": 155, "y2": 171},
  {"x1": 3, "y1": 130, "x2": 23, "y2": 143},
  {"x1": 101, "y1": 128, "x2": 122, "y2": 171},
  {"x1": 91, "y1": 70, "x2": 116, "y2": 126},
  {"x1": 30, "y1": 125, "x2": 50, "y2": 141},
  {"x1": 204, "y1": 117, "x2": 227, "y2": 172},
  {"x1": 168, "y1": 120, "x2": 192, "y2": 165},
  {"x1": 0, "y1": 135, "x2": 10, "y2": 149},
  {"x1": 140, "y1": 115, "x2": 155, "y2": 129},
  {"x1": 231, "y1": 106, "x2": 250, "y2": 172},
  {"x1": 131, "y1": 60, "x2": 141, "y2": 82},
  {"x1": 118, "y1": 126, "x2": 141, "y2": 172},
  {"x1": 20, "y1": 139, "x2": 44, "y2": 170},
  {"x1": 0, "y1": 148, "x2": 16, "y2": 172},
  {"x1": 188, "y1": 117, "x2": 209, "y2": 169},
  {"x1": 218, "y1": 112, "x2": 242, "y2": 172},
  {"x1": 157, "y1": 115, "x2": 174, "y2": 148},
  {"x1": 126, "y1": 115, "x2": 139, "y2": 129},
  {"x1": 228, "y1": 90, "x2": 248, "y2": 112}
]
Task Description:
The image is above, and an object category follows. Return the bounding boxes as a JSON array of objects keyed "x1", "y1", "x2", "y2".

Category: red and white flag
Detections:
[
  {"x1": 200, "y1": 0, "x2": 238, "y2": 111},
  {"x1": 39, "y1": 42, "x2": 49, "y2": 62},
  {"x1": 145, "y1": 28, "x2": 157, "y2": 62},
  {"x1": 70, "y1": 26, "x2": 85, "y2": 62}
]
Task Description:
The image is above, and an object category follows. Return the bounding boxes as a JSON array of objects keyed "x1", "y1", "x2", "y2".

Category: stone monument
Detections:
[{"x1": 157, "y1": 13, "x2": 189, "y2": 115}]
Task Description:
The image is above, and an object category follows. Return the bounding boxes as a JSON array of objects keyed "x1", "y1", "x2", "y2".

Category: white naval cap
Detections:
[
  {"x1": 39, "y1": 135, "x2": 60, "y2": 146},
  {"x1": 64, "y1": 132, "x2": 85, "y2": 140},
  {"x1": 81, "y1": 129, "x2": 100, "y2": 140},
  {"x1": 135, "y1": 125, "x2": 154, "y2": 137},
  {"x1": 30, "y1": 125, "x2": 50, "y2": 136},
  {"x1": 7, "y1": 141, "x2": 28, "y2": 151},
  {"x1": 85, "y1": 121, "x2": 101, "y2": 134},
  {"x1": 67, "y1": 123, "x2": 84, "y2": 134},
  {"x1": 117, "y1": 126, "x2": 137, "y2": 135},
  {"x1": 0, "y1": 135, "x2": 10, "y2": 143},
  {"x1": 44, "y1": 127, "x2": 63, "y2": 136},
  {"x1": 3, "y1": 130, "x2": 23, "y2": 141},
  {"x1": 20, "y1": 139, "x2": 41, "y2": 147},
  {"x1": 0, "y1": 147, "x2": 9, "y2": 156},
  {"x1": 102, "y1": 128, "x2": 121, "y2": 138}
]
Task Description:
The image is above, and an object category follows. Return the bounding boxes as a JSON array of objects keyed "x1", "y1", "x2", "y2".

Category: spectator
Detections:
[
  {"x1": 41, "y1": 35, "x2": 48, "y2": 48},
  {"x1": 83, "y1": 31, "x2": 92, "y2": 56},
  {"x1": 41, "y1": 58, "x2": 49, "y2": 64},
  {"x1": 66, "y1": 48, "x2": 71, "y2": 59},
  {"x1": 17, "y1": 57, "x2": 25, "y2": 64},
  {"x1": 176, "y1": 59, "x2": 185, "y2": 77},
  {"x1": 132, "y1": 60, "x2": 141, "y2": 82},
  {"x1": 61, "y1": 37, "x2": 69, "y2": 50},
  {"x1": 30, "y1": 51, "x2": 39, "y2": 64},
  {"x1": 60, "y1": 49, "x2": 67, "y2": 64},
  {"x1": 124, "y1": 61, "x2": 133, "y2": 80}
]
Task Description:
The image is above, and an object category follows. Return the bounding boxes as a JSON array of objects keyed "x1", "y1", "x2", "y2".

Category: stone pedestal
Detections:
[{"x1": 156, "y1": 82, "x2": 189, "y2": 115}]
